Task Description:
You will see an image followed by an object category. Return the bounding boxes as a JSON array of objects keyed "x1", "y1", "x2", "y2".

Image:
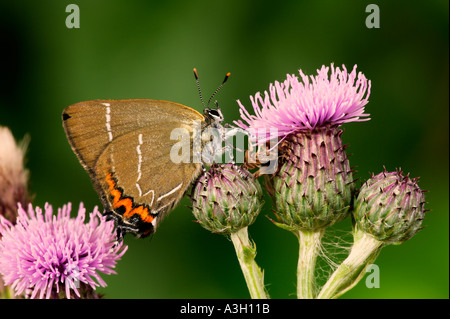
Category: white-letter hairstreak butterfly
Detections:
[{"x1": 62, "y1": 69, "x2": 230, "y2": 239}]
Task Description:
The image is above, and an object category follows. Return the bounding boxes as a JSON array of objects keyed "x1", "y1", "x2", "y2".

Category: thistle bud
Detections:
[
  {"x1": 191, "y1": 163, "x2": 264, "y2": 234},
  {"x1": 353, "y1": 169, "x2": 426, "y2": 245},
  {"x1": 0, "y1": 127, "x2": 31, "y2": 224},
  {"x1": 272, "y1": 126, "x2": 354, "y2": 231}
]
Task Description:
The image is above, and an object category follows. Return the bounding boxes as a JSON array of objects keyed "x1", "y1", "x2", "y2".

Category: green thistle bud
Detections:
[
  {"x1": 272, "y1": 126, "x2": 354, "y2": 232},
  {"x1": 353, "y1": 169, "x2": 427, "y2": 245},
  {"x1": 191, "y1": 163, "x2": 264, "y2": 234}
]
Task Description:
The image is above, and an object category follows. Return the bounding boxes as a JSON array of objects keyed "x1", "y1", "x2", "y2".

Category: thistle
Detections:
[
  {"x1": 0, "y1": 127, "x2": 31, "y2": 224},
  {"x1": 273, "y1": 126, "x2": 354, "y2": 232},
  {"x1": 317, "y1": 169, "x2": 427, "y2": 299},
  {"x1": 0, "y1": 203, "x2": 127, "y2": 299},
  {"x1": 235, "y1": 64, "x2": 371, "y2": 298},
  {"x1": 0, "y1": 126, "x2": 32, "y2": 298},
  {"x1": 191, "y1": 163, "x2": 268, "y2": 299},
  {"x1": 353, "y1": 169, "x2": 426, "y2": 244},
  {"x1": 191, "y1": 163, "x2": 263, "y2": 234}
]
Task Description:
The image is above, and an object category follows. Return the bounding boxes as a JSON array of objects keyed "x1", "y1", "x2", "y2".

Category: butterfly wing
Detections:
[{"x1": 63, "y1": 99, "x2": 204, "y2": 237}]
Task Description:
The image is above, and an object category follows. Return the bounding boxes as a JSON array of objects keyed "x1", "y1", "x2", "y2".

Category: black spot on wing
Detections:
[{"x1": 62, "y1": 112, "x2": 71, "y2": 121}]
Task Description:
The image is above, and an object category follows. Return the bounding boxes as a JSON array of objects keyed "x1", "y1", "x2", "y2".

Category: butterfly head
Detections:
[{"x1": 194, "y1": 68, "x2": 229, "y2": 128}]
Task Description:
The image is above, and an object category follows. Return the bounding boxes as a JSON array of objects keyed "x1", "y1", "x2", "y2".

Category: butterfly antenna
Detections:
[
  {"x1": 207, "y1": 72, "x2": 231, "y2": 108},
  {"x1": 193, "y1": 68, "x2": 206, "y2": 108}
]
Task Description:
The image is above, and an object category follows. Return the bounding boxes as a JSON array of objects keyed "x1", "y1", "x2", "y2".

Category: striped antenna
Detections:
[
  {"x1": 207, "y1": 72, "x2": 231, "y2": 108},
  {"x1": 193, "y1": 68, "x2": 206, "y2": 108}
]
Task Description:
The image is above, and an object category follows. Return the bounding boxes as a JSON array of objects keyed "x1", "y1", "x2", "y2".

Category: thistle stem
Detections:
[
  {"x1": 297, "y1": 229, "x2": 324, "y2": 299},
  {"x1": 230, "y1": 227, "x2": 269, "y2": 299},
  {"x1": 317, "y1": 229, "x2": 383, "y2": 299},
  {"x1": 0, "y1": 285, "x2": 14, "y2": 299}
]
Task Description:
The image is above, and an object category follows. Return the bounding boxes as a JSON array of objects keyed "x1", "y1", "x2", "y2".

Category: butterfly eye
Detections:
[
  {"x1": 205, "y1": 108, "x2": 224, "y2": 122},
  {"x1": 208, "y1": 109, "x2": 220, "y2": 117}
]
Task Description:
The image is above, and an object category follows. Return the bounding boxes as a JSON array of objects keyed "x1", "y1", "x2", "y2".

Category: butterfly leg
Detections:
[
  {"x1": 221, "y1": 125, "x2": 250, "y2": 164},
  {"x1": 201, "y1": 164, "x2": 209, "y2": 191},
  {"x1": 115, "y1": 227, "x2": 124, "y2": 244},
  {"x1": 104, "y1": 210, "x2": 116, "y2": 222}
]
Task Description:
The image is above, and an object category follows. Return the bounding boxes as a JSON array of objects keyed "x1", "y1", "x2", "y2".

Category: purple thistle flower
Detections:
[
  {"x1": 234, "y1": 64, "x2": 371, "y2": 144},
  {"x1": 238, "y1": 64, "x2": 372, "y2": 232},
  {"x1": 0, "y1": 202, "x2": 127, "y2": 299}
]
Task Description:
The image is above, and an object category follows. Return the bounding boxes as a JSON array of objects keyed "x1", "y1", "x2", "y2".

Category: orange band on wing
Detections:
[{"x1": 105, "y1": 173, "x2": 154, "y2": 224}]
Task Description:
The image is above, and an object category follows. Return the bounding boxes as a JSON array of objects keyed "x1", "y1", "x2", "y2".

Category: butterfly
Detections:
[{"x1": 62, "y1": 69, "x2": 231, "y2": 239}]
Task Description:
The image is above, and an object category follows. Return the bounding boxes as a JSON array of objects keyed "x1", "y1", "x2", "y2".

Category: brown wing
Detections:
[{"x1": 62, "y1": 99, "x2": 204, "y2": 233}]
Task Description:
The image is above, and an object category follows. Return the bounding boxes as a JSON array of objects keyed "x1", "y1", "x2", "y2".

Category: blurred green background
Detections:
[{"x1": 0, "y1": 0, "x2": 448, "y2": 299}]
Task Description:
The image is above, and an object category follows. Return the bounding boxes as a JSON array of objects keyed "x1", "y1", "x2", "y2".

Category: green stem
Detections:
[
  {"x1": 317, "y1": 229, "x2": 384, "y2": 299},
  {"x1": 297, "y1": 229, "x2": 324, "y2": 299},
  {"x1": 230, "y1": 227, "x2": 269, "y2": 299},
  {"x1": 0, "y1": 285, "x2": 15, "y2": 299}
]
